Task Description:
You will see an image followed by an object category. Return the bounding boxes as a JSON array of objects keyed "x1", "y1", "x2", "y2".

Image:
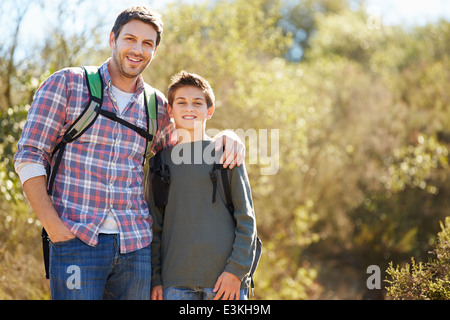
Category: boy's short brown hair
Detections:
[
  {"x1": 167, "y1": 71, "x2": 215, "y2": 108},
  {"x1": 112, "y1": 6, "x2": 163, "y2": 47}
]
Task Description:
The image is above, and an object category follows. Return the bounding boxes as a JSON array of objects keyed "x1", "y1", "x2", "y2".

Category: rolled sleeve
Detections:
[{"x1": 15, "y1": 162, "x2": 47, "y2": 185}]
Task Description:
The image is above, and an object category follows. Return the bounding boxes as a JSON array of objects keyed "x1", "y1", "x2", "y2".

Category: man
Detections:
[{"x1": 14, "y1": 6, "x2": 244, "y2": 300}]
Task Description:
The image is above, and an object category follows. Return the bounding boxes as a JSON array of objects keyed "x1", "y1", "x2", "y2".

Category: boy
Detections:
[{"x1": 147, "y1": 71, "x2": 257, "y2": 300}]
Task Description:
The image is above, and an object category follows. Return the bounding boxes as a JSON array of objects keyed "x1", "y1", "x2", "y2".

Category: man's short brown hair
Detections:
[{"x1": 111, "y1": 6, "x2": 163, "y2": 47}]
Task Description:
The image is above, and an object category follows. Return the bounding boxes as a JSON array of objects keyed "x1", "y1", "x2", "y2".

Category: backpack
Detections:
[
  {"x1": 149, "y1": 150, "x2": 262, "y2": 296},
  {"x1": 41, "y1": 66, "x2": 158, "y2": 279}
]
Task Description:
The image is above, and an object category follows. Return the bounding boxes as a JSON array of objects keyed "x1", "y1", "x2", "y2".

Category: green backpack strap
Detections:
[
  {"x1": 144, "y1": 82, "x2": 158, "y2": 136},
  {"x1": 62, "y1": 66, "x2": 103, "y2": 143},
  {"x1": 143, "y1": 82, "x2": 158, "y2": 159},
  {"x1": 84, "y1": 66, "x2": 103, "y2": 101},
  {"x1": 47, "y1": 66, "x2": 103, "y2": 195}
]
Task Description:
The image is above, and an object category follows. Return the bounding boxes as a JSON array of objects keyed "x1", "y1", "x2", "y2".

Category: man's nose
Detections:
[{"x1": 132, "y1": 42, "x2": 143, "y2": 54}]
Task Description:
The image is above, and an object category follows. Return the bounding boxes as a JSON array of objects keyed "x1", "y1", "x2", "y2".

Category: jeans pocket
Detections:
[{"x1": 51, "y1": 236, "x2": 78, "y2": 246}]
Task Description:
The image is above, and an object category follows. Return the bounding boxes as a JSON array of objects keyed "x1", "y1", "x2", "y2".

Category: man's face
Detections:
[{"x1": 110, "y1": 19, "x2": 158, "y2": 78}]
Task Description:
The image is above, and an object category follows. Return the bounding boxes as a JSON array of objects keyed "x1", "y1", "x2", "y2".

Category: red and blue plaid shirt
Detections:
[{"x1": 14, "y1": 60, "x2": 175, "y2": 253}]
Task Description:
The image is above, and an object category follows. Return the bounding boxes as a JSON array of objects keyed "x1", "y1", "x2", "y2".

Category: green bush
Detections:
[{"x1": 385, "y1": 217, "x2": 450, "y2": 300}]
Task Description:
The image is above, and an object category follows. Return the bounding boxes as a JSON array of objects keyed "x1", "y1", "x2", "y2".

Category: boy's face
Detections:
[
  {"x1": 110, "y1": 19, "x2": 158, "y2": 78},
  {"x1": 168, "y1": 86, "x2": 214, "y2": 133}
]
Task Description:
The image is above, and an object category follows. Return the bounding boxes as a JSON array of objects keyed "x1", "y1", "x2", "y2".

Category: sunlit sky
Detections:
[
  {"x1": 366, "y1": 0, "x2": 450, "y2": 25},
  {"x1": 10, "y1": 0, "x2": 450, "y2": 56}
]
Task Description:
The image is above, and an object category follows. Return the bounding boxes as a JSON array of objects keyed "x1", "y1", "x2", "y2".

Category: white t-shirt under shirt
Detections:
[{"x1": 16, "y1": 85, "x2": 134, "y2": 235}]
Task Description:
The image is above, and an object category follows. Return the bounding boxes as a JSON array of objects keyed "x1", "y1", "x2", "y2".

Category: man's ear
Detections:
[
  {"x1": 109, "y1": 31, "x2": 116, "y2": 49},
  {"x1": 206, "y1": 105, "x2": 215, "y2": 119}
]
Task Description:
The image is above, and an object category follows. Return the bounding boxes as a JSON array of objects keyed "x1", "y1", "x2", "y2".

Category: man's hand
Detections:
[
  {"x1": 22, "y1": 175, "x2": 75, "y2": 243},
  {"x1": 214, "y1": 130, "x2": 245, "y2": 169},
  {"x1": 151, "y1": 285, "x2": 164, "y2": 300},
  {"x1": 48, "y1": 223, "x2": 76, "y2": 243},
  {"x1": 213, "y1": 271, "x2": 241, "y2": 300}
]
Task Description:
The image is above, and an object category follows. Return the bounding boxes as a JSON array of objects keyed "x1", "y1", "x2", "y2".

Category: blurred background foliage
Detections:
[{"x1": 1, "y1": 0, "x2": 449, "y2": 299}]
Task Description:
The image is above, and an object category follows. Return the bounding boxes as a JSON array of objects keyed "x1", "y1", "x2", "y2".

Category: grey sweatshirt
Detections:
[{"x1": 147, "y1": 140, "x2": 257, "y2": 289}]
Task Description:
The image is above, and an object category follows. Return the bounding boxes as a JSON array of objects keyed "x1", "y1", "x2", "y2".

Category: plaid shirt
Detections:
[{"x1": 14, "y1": 60, "x2": 175, "y2": 253}]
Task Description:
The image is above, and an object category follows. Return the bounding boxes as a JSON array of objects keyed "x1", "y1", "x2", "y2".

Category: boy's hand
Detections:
[
  {"x1": 214, "y1": 131, "x2": 245, "y2": 169},
  {"x1": 151, "y1": 285, "x2": 164, "y2": 300},
  {"x1": 213, "y1": 271, "x2": 241, "y2": 300}
]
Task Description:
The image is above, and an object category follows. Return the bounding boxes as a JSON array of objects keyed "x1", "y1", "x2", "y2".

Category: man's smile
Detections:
[{"x1": 127, "y1": 56, "x2": 143, "y2": 64}]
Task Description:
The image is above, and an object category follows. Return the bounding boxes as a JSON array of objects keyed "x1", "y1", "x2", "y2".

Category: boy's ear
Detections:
[
  {"x1": 206, "y1": 105, "x2": 215, "y2": 119},
  {"x1": 167, "y1": 104, "x2": 174, "y2": 118}
]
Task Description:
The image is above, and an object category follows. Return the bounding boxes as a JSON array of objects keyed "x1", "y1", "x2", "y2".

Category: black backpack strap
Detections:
[
  {"x1": 219, "y1": 167, "x2": 234, "y2": 214},
  {"x1": 97, "y1": 109, "x2": 152, "y2": 141},
  {"x1": 210, "y1": 146, "x2": 234, "y2": 214},
  {"x1": 41, "y1": 228, "x2": 50, "y2": 279},
  {"x1": 209, "y1": 164, "x2": 220, "y2": 204},
  {"x1": 210, "y1": 163, "x2": 234, "y2": 212},
  {"x1": 149, "y1": 151, "x2": 170, "y2": 211}
]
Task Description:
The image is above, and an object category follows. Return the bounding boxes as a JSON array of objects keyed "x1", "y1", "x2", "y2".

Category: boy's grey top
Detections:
[{"x1": 147, "y1": 140, "x2": 257, "y2": 289}]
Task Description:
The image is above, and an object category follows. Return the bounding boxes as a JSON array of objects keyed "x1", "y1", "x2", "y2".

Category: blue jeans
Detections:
[
  {"x1": 164, "y1": 286, "x2": 248, "y2": 300},
  {"x1": 49, "y1": 234, "x2": 151, "y2": 300}
]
